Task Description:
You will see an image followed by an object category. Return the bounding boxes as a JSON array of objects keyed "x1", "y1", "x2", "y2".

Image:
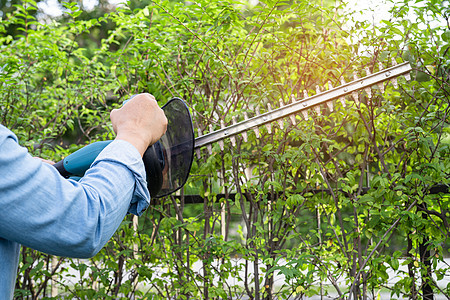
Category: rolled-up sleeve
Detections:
[{"x1": 0, "y1": 125, "x2": 150, "y2": 258}]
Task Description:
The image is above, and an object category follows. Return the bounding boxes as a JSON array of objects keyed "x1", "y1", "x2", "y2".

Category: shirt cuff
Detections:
[{"x1": 92, "y1": 139, "x2": 150, "y2": 216}]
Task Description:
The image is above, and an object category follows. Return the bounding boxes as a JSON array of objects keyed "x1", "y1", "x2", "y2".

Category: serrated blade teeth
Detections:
[
  {"x1": 404, "y1": 72, "x2": 411, "y2": 81},
  {"x1": 303, "y1": 90, "x2": 308, "y2": 98},
  {"x1": 327, "y1": 81, "x2": 333, "y2": 90},
  {"x1": 325, "y1": 81, "x2": 334, "y2": 111},
  {"x1": 242, "y1": 131, "x2": 248, "y2": 142},
  {"x1": 315, "y1": 86, "x2": 322, "y2": 114},
  {"x1": 243, "y1": 112, "x2": 251, "y2": 141},
  {"x1": 290, "y1": 96, "x2": 297, "y2": 125},
  {"x1": 314, "y1": 105, "x2": 321, "y2": 115},
  {"x1": 351, "y1": 73, "x2": 359, "y2": 103},
  {"x1": 364, "y1": 68, "x2": 373, "y2": 98},
  {"x1": 207, "y1": 125, "x2": 214, "y2": 154},
  {"x1": 276, "y1": 100, "x2": 286, "y2": 129},
  {"x1": 257, "y1": 108, "x2": 271, "y2": 134},
  {"x1": 376, "y1": 64, "x2": 385, "y2": 93},
  {"x1": 352, "y1": 91, "x2": 359, "y2": 103},
  {"x1": 268, "y1": 103, "x2": 284, "y2": 129},
  {"x1": 391, "y1": 60, "x2": 399, "y2": 88},
  {"x1": 289, "y1": 115, "x2": 296, "y2": 124},
  {"x1": 252, "y1": 110, "x2": 261, "y2": 137},
  {"x1": 391, "y1": 77, "x2": 398, "y2": 88},
  {"x1": 230, "y1": 136, "x2": 236, "y2": 147},
  {"x1": 301, "y1": 110, "x2": 309, "y2": 120},
  {"x1": 218, "y1": 121, "x2": 225, "y2": 151},
  {"x1": 230, "y1": 116, "x2": 237, "y2": 146},
  {"x1": 302, "y1": 90, "x2": 310, "y2": 119},
  {"x1": 326, "y1": 101, "x2": 334, "y2": 111},
  {"x1": 253, "y1": 127, "x2": 260, "y2": 138},
  {"x1": 193, "y1": 61, "x2": 413, "y2": 153}
]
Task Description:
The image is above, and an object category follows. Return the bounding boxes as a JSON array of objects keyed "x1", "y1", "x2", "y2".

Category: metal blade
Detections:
[{"x1": 195, "y1": 61, "x2": 412, "y2": 149}]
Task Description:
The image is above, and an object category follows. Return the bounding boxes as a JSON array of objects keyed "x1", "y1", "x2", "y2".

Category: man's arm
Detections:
[
  {"x1": 0, "y1": 93, "x2": 167, "y2": 258},
  {"x1": 0, "y1": 127, "x2": 141, "y2": 257}
]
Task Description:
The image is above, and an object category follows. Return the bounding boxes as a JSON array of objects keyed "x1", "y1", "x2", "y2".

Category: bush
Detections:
[{"x1": 1, "y1": 0, "x2": 448, "y2": 299}]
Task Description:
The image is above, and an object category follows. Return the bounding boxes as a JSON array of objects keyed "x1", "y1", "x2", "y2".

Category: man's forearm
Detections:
[{"x1": 0, "y1": 127, "x2": 149, "y2": 258}]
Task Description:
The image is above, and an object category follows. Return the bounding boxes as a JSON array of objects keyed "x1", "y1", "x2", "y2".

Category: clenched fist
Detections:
[{"x1": 110, "y1": 93, "x2": 168, "y2": 156}]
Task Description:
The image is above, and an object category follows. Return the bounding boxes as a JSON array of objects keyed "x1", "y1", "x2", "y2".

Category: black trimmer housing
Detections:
[{"x1": 144, "y1": 97, "x2": 194, "y2": 198}]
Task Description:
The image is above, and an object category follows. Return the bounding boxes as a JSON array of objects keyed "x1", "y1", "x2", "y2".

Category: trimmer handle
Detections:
[{"x1": 53, "y1": 141, "x2": 112, "y2": 178}]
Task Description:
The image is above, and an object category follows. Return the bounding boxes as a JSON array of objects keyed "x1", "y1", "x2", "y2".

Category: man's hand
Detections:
[{"x1": 110, "y1": 93, "x2": 168, "y2": 157}]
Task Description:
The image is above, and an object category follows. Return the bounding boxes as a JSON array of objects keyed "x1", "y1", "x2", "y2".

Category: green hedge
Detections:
[{"x1": 1, "y1": 0, "x2": 449, "y2": 298}]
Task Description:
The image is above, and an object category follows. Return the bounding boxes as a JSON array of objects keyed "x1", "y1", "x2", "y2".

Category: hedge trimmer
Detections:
[{"x1": 54, "y1": 60, "x2": 412, "y2": 198}]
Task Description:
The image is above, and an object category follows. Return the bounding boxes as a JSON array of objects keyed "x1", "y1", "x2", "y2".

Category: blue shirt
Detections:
[{"x1": 0, "y1": 124, "x2": 150, "y2": 299}]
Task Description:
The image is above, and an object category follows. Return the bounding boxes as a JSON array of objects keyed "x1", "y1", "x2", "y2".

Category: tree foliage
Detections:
[{"x1": 0, "y1": 0, "x2": 449, "y2": 299}]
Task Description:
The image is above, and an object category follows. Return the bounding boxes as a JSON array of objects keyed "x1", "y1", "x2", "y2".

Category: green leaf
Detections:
[{"x1": 442, "y1": 30, "x2": 450, "y2": 42}]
